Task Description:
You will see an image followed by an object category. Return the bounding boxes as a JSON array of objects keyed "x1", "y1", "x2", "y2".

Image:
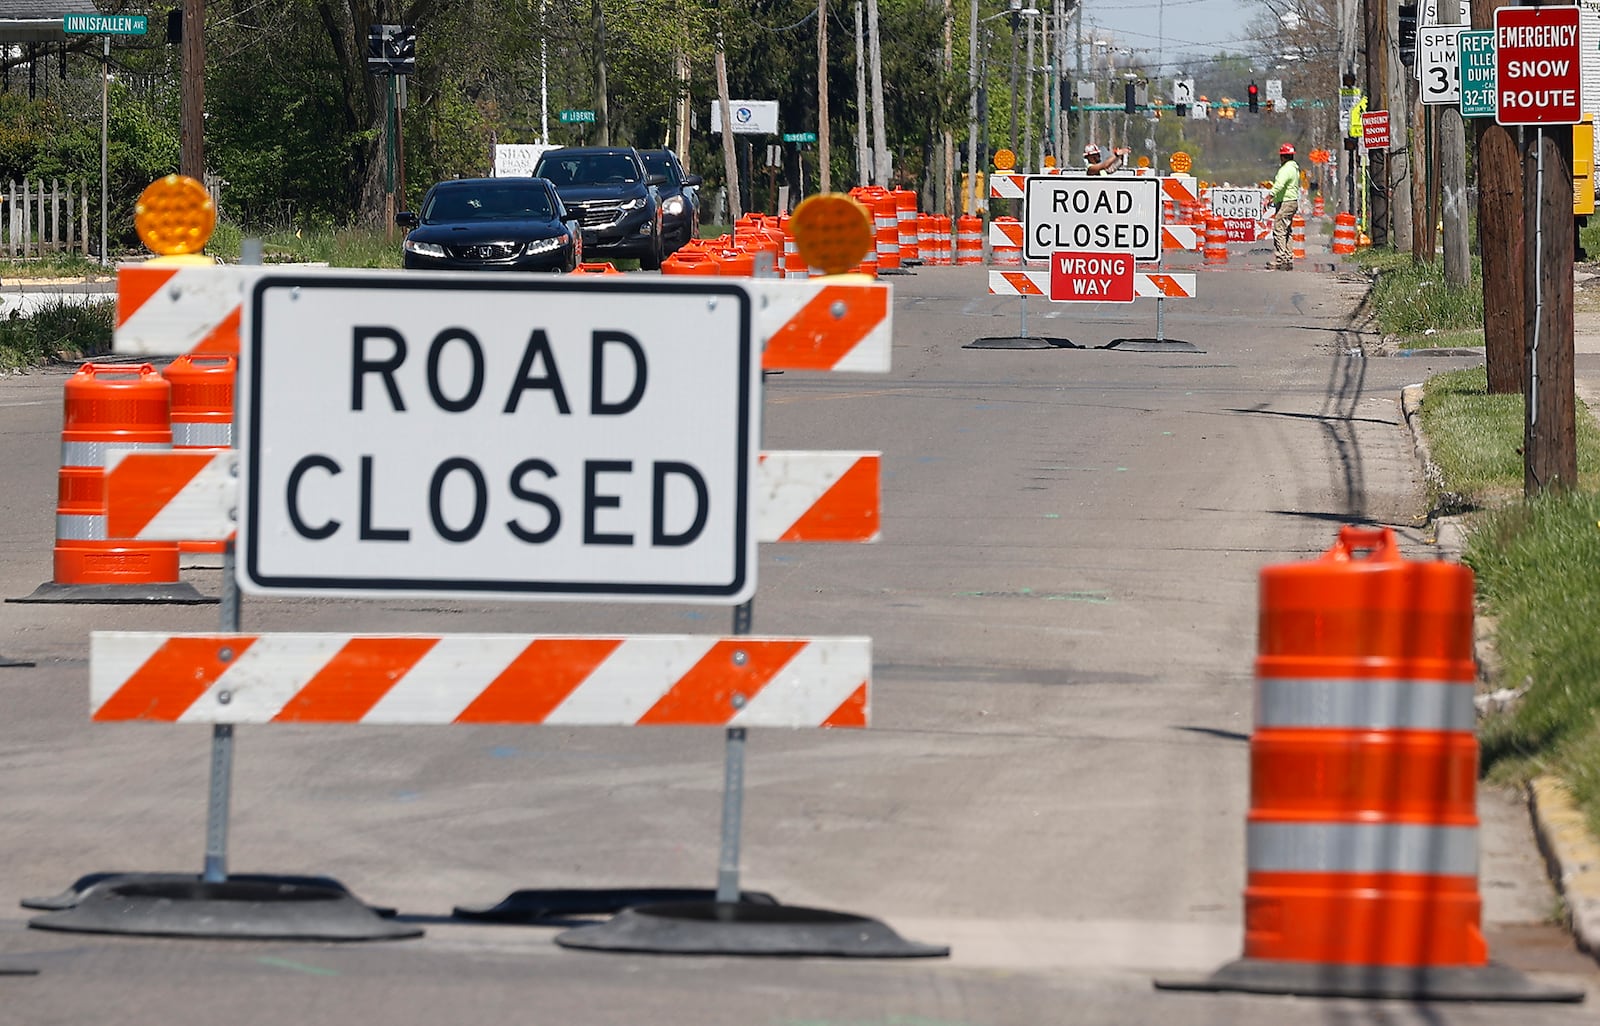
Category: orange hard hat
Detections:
[{"x1": 1279, "y1": 143, "x2": 1295, "y2": 156}]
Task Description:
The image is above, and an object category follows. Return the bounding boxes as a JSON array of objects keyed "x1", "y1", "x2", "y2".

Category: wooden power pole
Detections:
[
  {"x1": 818, "y1": 0, "x2": 830, "y2": 192},
  {"x1": 715, "y1": 37, "x2": 742, "y2": 222},
  {"x1": 1473, "y1": 0, "x2": 1524, "y2": 394},
  {"x1": 1438, "y1": 0, "x2": 1468, "y2": 286},
  {"x1": 180, "y1": 0, "x2": 204, "y2": 180},
  {"x1": 1523, "y1": 126, "x2": 1577, "y2": 495}
]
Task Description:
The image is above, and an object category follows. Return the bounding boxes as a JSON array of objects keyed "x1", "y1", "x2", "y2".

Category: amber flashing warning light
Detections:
[
  {"x1": 134, "y1": 175, "x2": 216, "y2": 256},
  {"x1": 993, "y1": 148, "x2": 1016, "y2": 171},
  {"x1": 789, "y1": 194, "x2": 874, "y2": 276}
]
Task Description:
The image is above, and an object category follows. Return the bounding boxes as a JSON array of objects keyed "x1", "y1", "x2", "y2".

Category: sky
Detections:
[{"x1": 1076, "y1": 0, "x2": 1257, "y2": 74}]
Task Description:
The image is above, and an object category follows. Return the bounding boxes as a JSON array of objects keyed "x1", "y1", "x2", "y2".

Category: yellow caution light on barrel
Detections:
[
  {"x1": 789, "y1": 193, "x2": 874, "y2": 276},
  {"x1": 134, "y1": 174, "x2": 216, "y2": 257}
]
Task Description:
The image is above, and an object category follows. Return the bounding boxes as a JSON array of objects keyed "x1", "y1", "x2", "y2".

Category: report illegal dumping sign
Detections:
[
  {"x1": 1023, "y1": 174, "x2": 1160, "y2": 262},
  {"x1": 238, "y1": 273, "x2": 760, "y2": 603},
  {"x1": 1494, "y1": 5, "x2": 1582, "y2": 125}
]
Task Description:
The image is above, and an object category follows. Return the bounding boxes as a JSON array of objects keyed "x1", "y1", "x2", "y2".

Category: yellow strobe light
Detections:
[{"x1": 134, "y1": 174, "x2": 216, "y2": 256}]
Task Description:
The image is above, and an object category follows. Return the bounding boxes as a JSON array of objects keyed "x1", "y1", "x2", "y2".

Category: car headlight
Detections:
[
  {"x1": 662, "y1": 196, "x2": 685, "y2": 216},
  {"x1": 404, "y1": 239, "x2": 446, "y2": 258},
  {"x1": 523, "y1": 236, "x2": 565, "y2": 255},
  {"x1": 619, "y1": 197, "x2": 647, "y2": 211}
]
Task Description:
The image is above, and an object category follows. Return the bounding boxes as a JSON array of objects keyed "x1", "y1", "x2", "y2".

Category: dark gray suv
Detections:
[{"x1": 533, "y1": 146, "x2": 666, "y2": 270}]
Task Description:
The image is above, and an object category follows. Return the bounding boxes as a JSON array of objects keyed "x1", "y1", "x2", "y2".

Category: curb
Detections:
[
  {"x1": 1530, "y1": 777, "x2": 1600, "y2": 959},
  {"x1": 1402, "y1": 378, "x2": 1600, "y2": 967}
]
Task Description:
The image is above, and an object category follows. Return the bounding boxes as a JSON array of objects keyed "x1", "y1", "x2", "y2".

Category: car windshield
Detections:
[
  {"x1": 423, "y1": 184, "x2": 553, "y2": 223},
  {"x1": 640, "y1": 153, "x2": 681, "y2": 186},
  {"x1": 535, "y1": 154, "x2": 640, "y2": 186}
]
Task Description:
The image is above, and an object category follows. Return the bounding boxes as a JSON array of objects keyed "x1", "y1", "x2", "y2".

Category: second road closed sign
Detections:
[
  {"x1": 1023, "y1": 175, "x2": 1160, "y2": 262},
  {"x1": 238, "y1": 273, "x2": 761, "y2": 604}
]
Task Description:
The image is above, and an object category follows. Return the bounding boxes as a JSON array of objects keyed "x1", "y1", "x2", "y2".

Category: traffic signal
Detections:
[
  {"x1": 1247, "y1": 82, "x2": 1259, "y2": 113},
  {"x1": 1175, "y1": 100, "x2": 1188, "y2": 117},
  {"x1": 1124, "y1": 81, "x2": 1136, "y2": 115}
]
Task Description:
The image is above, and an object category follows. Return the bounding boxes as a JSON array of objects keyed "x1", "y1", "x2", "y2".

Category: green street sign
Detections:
[
  {"x1": 1459, "y1": 30, "x2": 1495, "y2": 119},
  {"x1": 63, "y1": 13, "x2": 147, "y2": 34},
  {"x1": 783, "y1": 132, "x2": 817, "y2": 143},
  {"x1": 559, "y1": 109, "x2": 596, "y2": 124}
]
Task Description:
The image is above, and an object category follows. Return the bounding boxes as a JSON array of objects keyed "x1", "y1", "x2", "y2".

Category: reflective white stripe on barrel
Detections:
[
  {"x1": 62, "y1": 439, "x2": 169, "y2": 468},
  {"x1": 1248, "y1": 822, "x2": 1478, "y2": 876},
  {"x1": 56, "y1": 514, "x2": 106, "y2": 540},
  {"x1": 1255, "y1": 677, "x2": 1477, "y2": 732},
  {"x1": 170, "y1": 423, "x2": 232, "y2": 447}
]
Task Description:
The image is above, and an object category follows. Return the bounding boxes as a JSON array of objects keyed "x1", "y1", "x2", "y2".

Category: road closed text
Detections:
[
  {"x1": 241, "y1": 279, "x2": 759, "y2": 601},
  {"x1": 1023, "y1": 176, "x2": 1160, "y2": 261}
]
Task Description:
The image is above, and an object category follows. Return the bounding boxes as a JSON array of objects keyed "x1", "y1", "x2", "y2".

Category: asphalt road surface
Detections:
[{"x1": 0, "y1": 251, "x2": 1594, "y2": 1024}]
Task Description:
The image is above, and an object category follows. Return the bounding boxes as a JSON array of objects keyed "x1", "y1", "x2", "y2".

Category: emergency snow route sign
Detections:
[
  {"x1": 1023, "y1": 174, "x2": 1160, "y2": 262},
  {"x1": 1493, "y1": 5, "x2": 1581, "y2": 125},
  {"x1": 238, "y1": 272, "x2": 760, "y2": 604}
]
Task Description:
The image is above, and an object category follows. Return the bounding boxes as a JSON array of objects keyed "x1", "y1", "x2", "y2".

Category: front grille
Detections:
[
  {"x1": 445, "y1": 242, "x2": 518, "y2": 260},
  {"x1": 569, "y1": 201, "x2": 627, "y2": 228}
]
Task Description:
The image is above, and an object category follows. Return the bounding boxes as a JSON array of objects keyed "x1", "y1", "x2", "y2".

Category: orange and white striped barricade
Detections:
[
  {"x1": 18, "y1": 362, "x2": 206, "y2": 604},
  {"x1": 989, "y1": 216, "x2": 1023, "y2": 266},
  {"x1": 988, "y1": 269, "x2": 1196, "y2": 300},
  {"x1": 1158, "y1": 527, "x2": 1584, "y2": 1002},
  {"x1": 114, "y1": 262, "x2": 244, "y2": 356},
  {"x1": 66, "y1": 267, "x2": 940, "y2": 954},
  {"x1": 987, "y1": 172, "x2": 1026, "y2": 201}
]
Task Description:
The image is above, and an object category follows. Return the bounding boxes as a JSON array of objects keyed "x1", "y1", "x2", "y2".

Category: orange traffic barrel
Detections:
[
  {"x1": 933, "y1": 215, "x2": 953, "y2": 265},
  {"x1": 164, "y1": 353, "x2": 234, "y2": 562},
  {"x1": 1331, "y1": 212, "x2": 1357, "y2": 255},
  {"x1": 862, "y1": 190, "x2": 900, "y2": 272},
  {"x1": 20, "y1": 363, "x2": 204, "y2": 603},
  {"x1": 916, "y1": 214, "x2": 937, "y2": 266},
  {"x1": 893, "y1": 188, "x2": 920, "y2": 264},
  {"x1": 1155, "y1": 526, "x2": 1584, "y2": 1001},
  {"x1": 1291, "y1": 214, "x2": 1306, "y2": 261},
  {"x1": 718, "y1": 245, "x2": 756, "y2": 278},
  {"x1": 955, "y1": 215, "x2": 983, "y2": 265},
  {"x1": 990, "y1": 216, "x2": 1022, "y2": 267},
  {"x1": 1204, "y1": 216, "x2": 1228, "y2": 265},
  {"x1": 1313, "y1": 194, "x2": 1325, "y2": 218},
  {"x1": 571, "y1": 261, "x2": 622, "y2": 274}
]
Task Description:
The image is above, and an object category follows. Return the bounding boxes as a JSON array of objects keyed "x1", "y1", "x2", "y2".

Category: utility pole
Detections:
[
  {"x1": 592, "y1": 0, "x2": 609, "y2": 145},
  {"x1": 818, "y1": 0, "x2": 830, "y2": 191},
  {"x1": 1437, "y1": 0, "x2": 1468, "y2": 286},
  {"x1": 1386, "y1": 0, "x2": 1412, "y2": 250},
  {"x1": 180, "y1": 0, "x2": 204, "y2": 180},
  {"x1": 1023, "y1": 10, "x2": 1036, "y2": 169},
  {"x1": 1008, "y1": 6, "x2": 1020, "y2": 156},
  {"x1": 1361, "y1": 0, "x2": 1389, "y2": 245},
  {"x1": 715, "y1": 34, "x2": 742, "y2": 221},
  {"x1": 858, "y1": 0, "x2": 872, "y2": 186},
  {"x1": 1524, "y1": 125, "x2": 1577, "y2": 495},
  {"x1": 965, "y1": 0, "x2": 977, "y2": 212},
  {"x1": 942, "y1": 0, "x2": 954, "y2": 216},
  {"x1": 867, "y1": 0, "x2": 889, "y2": 184},
  {"x1": 1472, "y1": 0, "x2": 1523, "y2": 394}
]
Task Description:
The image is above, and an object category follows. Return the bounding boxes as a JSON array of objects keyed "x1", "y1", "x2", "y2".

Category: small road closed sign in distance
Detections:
[
  {"x1": 1049, "y1": 251, "x2": 1134, "y2": 302},
  {"x1": 239, "y1": 274, "x2": 760, "y2": 603},
  {"x1": 1023, "y1": 175, "x2": 1160, "y2": 263},
  {"x1": 1493, "y1": 5, "x2": 1582, "y2": 125}
]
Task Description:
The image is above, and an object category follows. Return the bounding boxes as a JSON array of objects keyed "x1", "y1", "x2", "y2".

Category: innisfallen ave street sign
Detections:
[
  {"x1": 1494, "y1": 5, "x2": 1582, "y2": 125},
  {"x1": 238, "y1": 274, "x2": 760, "y2": 603},
  {"x1": 63, "y1": 13, "x2": 147, "y2": 34},
  {"x1": 1022, "y1": 174, "x2": 1160, "y2": 263}
]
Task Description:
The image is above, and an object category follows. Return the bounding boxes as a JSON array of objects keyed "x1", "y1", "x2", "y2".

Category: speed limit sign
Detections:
[{"x1": 1418, "y1": 25, "x2": 1464, "y2": 104}]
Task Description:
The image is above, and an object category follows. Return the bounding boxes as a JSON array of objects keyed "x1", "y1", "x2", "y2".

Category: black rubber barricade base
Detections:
[
  {"x1": 27, "y1": 879, "x2": 421, "y2": 942},
  {"x1": 453, "y1": 887, "x2": 778, "y2": 923},
  {"x1": 22, "y1": 871, "x2": 396, "y2": 917},
  {"x1": 964, "y1": 335, "x2": 1079, "y2": 350},
  {"x1": 1153, "y1": 958, "x2": 1587, "y2": 1003},
  {"x1": 0, "y1": 653, "x2": 33, "y2": 667},
  {"x1": 11, "y1": 581, "x2": 215, "y2": 605},
  {"x1": 553, "y1": 900, "x2": 951, "y2": 958},
  {"x1": 1102, "y1": 337, "x2": 1204, "y2": 353},
  {"x1": 0, "y1": 963, "x2": 38, "y2": 976}
]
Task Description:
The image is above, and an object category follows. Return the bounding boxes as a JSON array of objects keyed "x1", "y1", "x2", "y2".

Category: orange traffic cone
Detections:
[{"x1": 1157, "y1": 528, "x2": 1583, "y2": 1001}]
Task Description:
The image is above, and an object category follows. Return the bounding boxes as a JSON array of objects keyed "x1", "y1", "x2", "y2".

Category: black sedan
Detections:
[
  {"x1": 639, "y1": 149, "x2": 702, "y2": 254},
  {"x1": 398, "y1": 177, "x2": 581, "y2": 272}
]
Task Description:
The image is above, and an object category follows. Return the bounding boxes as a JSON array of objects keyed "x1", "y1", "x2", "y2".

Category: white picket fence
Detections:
[{"x1": 6, "y1": 178, "x2": 91, "y2": 260}]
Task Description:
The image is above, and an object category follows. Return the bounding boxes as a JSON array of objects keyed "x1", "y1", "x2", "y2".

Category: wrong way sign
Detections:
[
  {"x1": 238, "y1": 273, "x2": 761, "y2": 603},
  {"x1": 1023, "y1": 174, "x2": 1160, "y2": 262}
]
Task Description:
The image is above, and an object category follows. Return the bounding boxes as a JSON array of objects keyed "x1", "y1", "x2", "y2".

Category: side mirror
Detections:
[
  {"x1": 396, "y1": 211, "x2": 419, "y2": 229},
  {"x1": 683, "y1": 174, "x2": 704, "y2": 188},
  {"x1": 647, "y1": 173, "x2": 668, "y2": 186}
]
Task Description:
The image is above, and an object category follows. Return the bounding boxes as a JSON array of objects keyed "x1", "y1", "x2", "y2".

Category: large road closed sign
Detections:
[
  {"x1": 1023, "y1": 175, "x2": 1160, "y2": 262},
  {"x1": 238, "y1": 274, "x2": 761, "y2": 603},
  {"x1": 1493, "y1": 5, "x2": 1582, "y2": 125}
]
